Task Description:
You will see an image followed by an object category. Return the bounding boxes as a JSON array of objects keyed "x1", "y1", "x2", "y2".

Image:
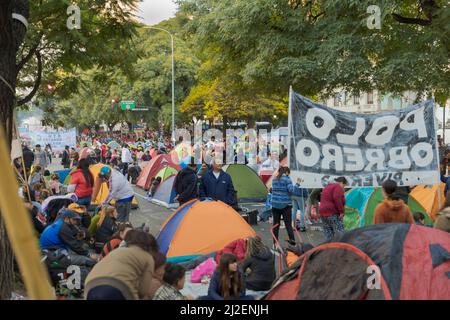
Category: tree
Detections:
[
  {"x1": 47, "y1": 18, "x2": 200, "y2": 132},
  {"x1": 0, "y1": 0, "x2": 141, "y2": 299},
  {"x1": 177, "y1": 0, "x2": 449, "y2": 100},
  {"x1": 181, "y1": 80, "x2": 288, "y2": 133}
]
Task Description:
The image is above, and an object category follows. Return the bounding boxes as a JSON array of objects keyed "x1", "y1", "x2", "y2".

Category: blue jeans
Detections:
[
  {"x1": 77, "y1": 196, "x2": 91, "y2": 208},
  {"x1": 291, "y1": 196, "x2": 306, "y2": 228},
  {"x1": 87, "y1": 285, "x2": 125, "y2": 300}
]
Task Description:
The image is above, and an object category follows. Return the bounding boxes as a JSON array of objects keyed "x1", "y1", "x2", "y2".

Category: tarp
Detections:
[
  {"x1": 19, "y1": 127, "x2": 77, "y2": 153},
  {"x1": 265, "y1": 224, "x2": 450, "y2": 300},
  {"x1": 151, "y1": 175, "x2": 178, "y2": 209},
  {"x1": 157, "y1": 199, "x2": 256, "y2": 262},
  {"x1": 136, "y1": 154, "x2": 180, "y2": 190},
  {"x1": 222, "y1": 164, "x2": 268, "y2": 202},
  {"x1": 288, "y1": 91, "x2": 439, "y2": 188}
]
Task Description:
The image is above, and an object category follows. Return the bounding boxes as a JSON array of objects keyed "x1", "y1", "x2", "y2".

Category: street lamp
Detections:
[{"x1": 143, "y1": 26, "x2": 175, "y2": 141}]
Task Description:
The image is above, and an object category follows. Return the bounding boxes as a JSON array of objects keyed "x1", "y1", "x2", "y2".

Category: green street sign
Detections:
[{"x1": 121, "y1": 101, "x2": 136, "y2": 110}]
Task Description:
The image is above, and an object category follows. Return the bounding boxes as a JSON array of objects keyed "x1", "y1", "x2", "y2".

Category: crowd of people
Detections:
[{"x1": 11, "y1": 129, "x2": 450, "y2": 300}]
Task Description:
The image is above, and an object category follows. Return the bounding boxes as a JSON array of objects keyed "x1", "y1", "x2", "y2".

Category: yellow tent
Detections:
[
  {"x1": 409, "y1": 183, "x2": 445, "y2": 221},
  {"x1": 91, "y1": 164, "x2": 138, "y2": 207}
]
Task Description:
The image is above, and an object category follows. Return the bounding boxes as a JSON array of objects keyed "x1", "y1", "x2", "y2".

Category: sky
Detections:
[{"x1": 137, "y1": 0, "x2": 178, "y2": 26}]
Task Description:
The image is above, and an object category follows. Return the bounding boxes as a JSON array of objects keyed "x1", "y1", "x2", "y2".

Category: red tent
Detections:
[
  {"x1": 136, "y1": 154, "x2": 180, "y2": 190},
  {"x1": 265, "y1": 224, "x2": 450, "y2": 300}
]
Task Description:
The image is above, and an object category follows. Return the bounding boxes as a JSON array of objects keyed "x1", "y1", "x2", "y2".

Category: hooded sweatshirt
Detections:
[
  {"x1": 240, "y1": 248, "x2": 276, "y2": 291},
  {"x1": 373, "y1": 199, "x2": 414, "y2": 224}
]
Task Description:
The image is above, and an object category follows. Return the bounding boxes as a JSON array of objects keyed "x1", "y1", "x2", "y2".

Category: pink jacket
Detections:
[{"x1": 318, "y1": 183, "x2": 345, "y2": 217}]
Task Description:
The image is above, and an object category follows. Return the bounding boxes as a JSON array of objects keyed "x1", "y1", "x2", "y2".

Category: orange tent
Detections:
[
  {"x1": 157, "y1": 200, "x2": 256, "y2": 263},
  {"x1": 409, "y1": 183, "x2": 445, "y2": 221}
]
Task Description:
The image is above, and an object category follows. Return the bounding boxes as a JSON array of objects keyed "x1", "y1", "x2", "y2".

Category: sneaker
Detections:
[
  {"x1": 306, "y1": 220, "x2": 313, "y2": 225},
  {"x1": 299, "y1": 227, "x2": 307, "y2": 232}
]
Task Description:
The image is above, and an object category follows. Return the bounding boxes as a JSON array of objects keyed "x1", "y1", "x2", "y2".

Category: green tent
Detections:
[
  {"x1": 63, "y1": 167, "x2": 77, "y2": 185},
  {"x1": 155, "y1": 166, "x2": 178, "y2": 181},
  {"x1": 222, "y1": 164, "x2": 268, "y2": 202},
  {"x1": 344, "y1": 187, "x2": 433, "y2": 230}
]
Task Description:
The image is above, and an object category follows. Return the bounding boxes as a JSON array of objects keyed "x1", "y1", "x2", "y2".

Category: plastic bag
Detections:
[{"x1": 191, "y1": 257, "x2": 216, "y2": 283}]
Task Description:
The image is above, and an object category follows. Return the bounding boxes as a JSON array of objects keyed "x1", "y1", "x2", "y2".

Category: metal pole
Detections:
[{"x1": 171, "y1": 34, "x2": 175, "y2": 141}]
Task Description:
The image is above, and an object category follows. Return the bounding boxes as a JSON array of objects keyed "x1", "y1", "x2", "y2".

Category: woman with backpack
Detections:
[{"x1": 67, "y1": 159, "x2": 94, "y2": 207}]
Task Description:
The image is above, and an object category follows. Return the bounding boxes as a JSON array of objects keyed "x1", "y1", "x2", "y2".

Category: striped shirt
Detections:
[{"x1": 271, "y1": 175, "x2": 295, "y2": 209}]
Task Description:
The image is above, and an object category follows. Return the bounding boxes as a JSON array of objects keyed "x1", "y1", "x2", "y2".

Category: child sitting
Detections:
[
  {"x1": 32, "y1": 183, "x2": 43, "y2": 202},
  {"x1": 153, "y1": 263, "x2": 192, "y2": 300},
  {"x1": 49, "y1": 173, "x2": 61, "y2": 195}
]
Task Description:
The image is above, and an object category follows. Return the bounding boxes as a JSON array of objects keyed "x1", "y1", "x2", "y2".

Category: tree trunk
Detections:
[{"x1": 0, "y1": 0, "x2": 29, "y2": 299}]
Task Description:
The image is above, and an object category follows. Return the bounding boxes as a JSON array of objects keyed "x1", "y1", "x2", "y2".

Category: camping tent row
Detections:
[
  {"x1": 62, "y1": 164, "x2": 138, "y2": 208},
  {"x1": 345, "y1": 184, "x2": 445, "y2": 230}
]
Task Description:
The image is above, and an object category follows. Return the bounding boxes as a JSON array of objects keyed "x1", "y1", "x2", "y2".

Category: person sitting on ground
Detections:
[
  {"x1": 49, "y1": 173, "x2": 61, "y2": 195},
  {"x1": 434, "y1": 192, "x2": 450, "y2": 233},
  {"x1": 374, "y1": 180, "x2": 414, "y2": 224},
  {"x1": 285, "y1": 242, "x2": 315, "y2": 267},
  {"x1": 84, "y1": 230, "x2": 158, "y2": 300},
  {"x1": 32, "y1": 183, "x2": 44, "y2": 202},
  {"x1": 94, "y1": 206, "x2": 119, "y2": 252},
  {"x1": 40, "y1": 209, "x2": 98, "y2": 267},
  {"x1": 148, "y1": 252, "x2": 167, "y2": 299},
  {"x1": 67, "y1": 203, "x2": 92, "y2": 229},
  {"x1": 153, "y1": 263, "x2": 192, "y2": 300},
  {"x1": 201, "y1": 253, "x2": 254, "y2": 300},
  {"x1": 149, "y1": 177, "x2": 162, "y2": 197},
  {"x1": 240, "y1": 237, "x2": 275, "y2": 292},
  {"x1": 413, "y1": 212, "x2": 426, "y2": 226},
  {"x1": 24, "y1": 200, "x2": 46, "y2": 235},
  {"x1": 100, "y1": 223, "x2": 133, "y2": 259},
  {"x1": 141, "y1": 150, "x2": 152, "y2": 162}
]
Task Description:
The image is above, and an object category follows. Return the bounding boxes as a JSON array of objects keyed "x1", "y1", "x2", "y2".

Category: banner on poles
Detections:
[
  {"x1": 19, "y1": 128, "x2": 77, "y2": 153},
  {"x1": 288, "y1": 91, "x2": 439, "y2": 188}
]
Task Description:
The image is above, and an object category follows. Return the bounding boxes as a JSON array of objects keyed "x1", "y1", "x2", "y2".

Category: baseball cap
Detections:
[
  {"x1": 68, "y1": 203, "x2": 86, "y2": 214},
  {"x1": 61, "y1": 210, "x2": 81, "y2": 220},
  {"x1": 99, "y1": 166, "x2": 111, "y2": 177}
]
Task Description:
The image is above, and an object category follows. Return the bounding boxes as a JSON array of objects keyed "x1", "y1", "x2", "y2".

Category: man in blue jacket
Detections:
[{"x1": 199, "y1": 159, "x2": 236, "y2": 206}]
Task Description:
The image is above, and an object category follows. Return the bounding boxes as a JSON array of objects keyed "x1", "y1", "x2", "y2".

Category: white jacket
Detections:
[
  {"x1": 121, "y1": 148, "x2": 133, "y2": 164},
  {"x1": 104, "y1": 169, "x2": 134, "y2": 204}
]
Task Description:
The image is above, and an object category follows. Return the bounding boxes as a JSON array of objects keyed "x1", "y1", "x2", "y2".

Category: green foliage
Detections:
[{"x1": 177, "y1": 0, "x2": 449, "y2": 100}]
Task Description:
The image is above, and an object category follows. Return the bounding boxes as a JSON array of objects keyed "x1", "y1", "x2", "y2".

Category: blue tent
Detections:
[
  {"x1": 150, "y1": 175, "x2": 178, "y2": 209},
  {"x1": 54, "y1": 169, "x2": 72, "y2": 184}
]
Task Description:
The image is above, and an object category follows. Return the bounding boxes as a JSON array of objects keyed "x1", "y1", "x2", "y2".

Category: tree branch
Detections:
[
  {"x1": 392, "y1": 13, "x2": 432, "y2": 26},
  {"x1": 16, "y1": 39, "x2": 41, "y2": 72},
  {"x1": 17, "y1": 50, "x2": 42, "y2": 106}
]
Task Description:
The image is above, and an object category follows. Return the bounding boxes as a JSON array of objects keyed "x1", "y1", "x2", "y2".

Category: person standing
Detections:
[
  {"x1": 45, "y1": 144, "x2": 52, "y2": 165},
  {"x1": 67, "y1": 159, "x2": 94, "y2": 207},
  {"x1": 291, "y1": 178, "x2": 309, "y2": 232},
  {"x1": 373, "y1": 180, "x2": 414, "y2": 224},
  {"x1": 121, "y1": 144, "x2": 133, "y2": 177},
  {"x1": 22, "y1": 145, "x2": 34, "y2": 172},
  {"x1": 174, "y1": 162, "x2": 198, "y2": 205},
  {"x1": 96, "y1": 166, "x2": 134, "y2": 222},
  {"x1": 318, "y1": 177, "x2": 347, "y2": 242},
  {"x1": 33, "y1": 144, "x2": 48, "y2": 171},
  {"x1": 199, "y1": 159, "x2": 236, "y2": 206},
  {"x1": 271, "y1": 166, "x2": 296, "y2": 246},
  {"x1": 61, "y1": 145, "x2": 71, "y2": 169}
]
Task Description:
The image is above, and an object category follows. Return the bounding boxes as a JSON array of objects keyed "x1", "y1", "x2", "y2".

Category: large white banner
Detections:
[
  {"x1": 19, "y1": 128, "x2": 77, "y2": 153},
  {"x1": 289, "y1": 91, "x2": 440, "y2": 188}
]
